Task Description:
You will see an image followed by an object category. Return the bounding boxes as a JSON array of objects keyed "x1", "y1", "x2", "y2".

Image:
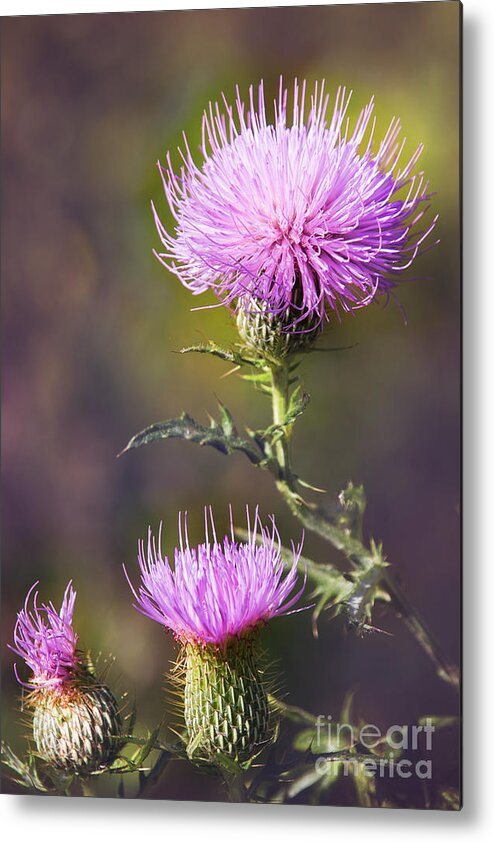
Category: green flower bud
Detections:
[{"x1": 183, "y1": 637, "x2": 270, "y2": 765}]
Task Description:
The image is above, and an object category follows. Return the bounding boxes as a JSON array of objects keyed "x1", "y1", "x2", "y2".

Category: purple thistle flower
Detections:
[
  {"x1": 153, "y1": 78, "x2": 437, "y2": 327},
  {"x1": 125, "y1": 508, "x2": 305, "y2": 647},
  {"x1": 11, "y1": 581, "x2": 80, "y2": 691},
  {"x1": 10, "y1": 582, "x2": 124, "y2": 774}
]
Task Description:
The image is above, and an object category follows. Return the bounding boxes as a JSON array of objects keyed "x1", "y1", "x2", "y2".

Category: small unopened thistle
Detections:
[
  {"x1": 153, "y1": 78, "x2": 437, "y2": 358},
  {"x1": 11, "y1": 582, "x2": 123, "y2": 775},
  {"x1": 126, "y1": 508, "x2": 305, "y2": 765}
]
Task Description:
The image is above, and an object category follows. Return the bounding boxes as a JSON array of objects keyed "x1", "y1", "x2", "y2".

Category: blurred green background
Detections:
[{"x1": 1, "y1": 2, "x2": 460, "y2": 801}]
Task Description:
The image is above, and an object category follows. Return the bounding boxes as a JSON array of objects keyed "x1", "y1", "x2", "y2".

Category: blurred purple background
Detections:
[{"x1": 1, "y1": 2, "x2": 460, "y2": 801}]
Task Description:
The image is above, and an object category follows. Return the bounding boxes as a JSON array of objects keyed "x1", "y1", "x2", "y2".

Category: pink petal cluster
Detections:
[
  {"x1": 153, "y1": 78, "x2": 437, "y2": 326},
  {"x1": 126, "y1": 509, "x2": 305, "y2": 646},
  {"x1": 11, "y1": 582, "x2": 79, "y2": 690}
]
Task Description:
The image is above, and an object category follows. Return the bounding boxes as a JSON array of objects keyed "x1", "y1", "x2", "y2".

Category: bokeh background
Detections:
[{"x1": 1, "y1": 2, "x2": 460, "y2": 802}]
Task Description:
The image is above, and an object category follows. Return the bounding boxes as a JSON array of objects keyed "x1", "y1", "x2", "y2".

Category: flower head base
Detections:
[
  {"x1": 11, "y1": 582, "x2": 123, "y2": 774},
  {"x1": 32, "y1": 680, "x2": 123, "y2": 775},
  {"x1": 126, "y1": 508, "x2": 304, "y2": 764},
  {"x1": 154, "y1": 79, "x2": 437, "y2": 338},
  {"x1": 126, "y1": 507, "x2": 304, "y2": 648},
  {"x1": 182, "y1": 637, "x2": 270, "y2": 764},
  {"x1": 236, "y1": 290, "x2": 322, "y2": 361}
]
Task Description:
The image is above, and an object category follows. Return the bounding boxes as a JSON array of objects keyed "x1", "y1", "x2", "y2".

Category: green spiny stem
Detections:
[
  {"x1": 121, "y1": 345, "x2": 459, "y2": 690},
  {"x1": 266, "y1": 361, "x2": 459, "y2": 691},
  {"x1": 269, "y1": 362, "x2": 292, "y2": 481},
  {"x1": 276, "y1": 479, "x2": 375, "y2": 560},
  {"x1": 275, "y1": 476, "x2": 459, "y2": 688}
]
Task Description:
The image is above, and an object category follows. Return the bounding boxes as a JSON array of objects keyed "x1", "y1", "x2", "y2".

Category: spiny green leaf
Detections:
[
  {"x1": 285, "y1": 387, "x2": 311, "y2": 426},
  {"x1": 1, "y1": 741, "x2": 50, "y2": 792},
  {"x1": 335, "y1": 482, "x2": 367, "y2": 540},
  {"x1": 268, "y1": 696, "x2": 317, "y2": 726},
  {"x1": 245, "y1": 427, "x2": 275, "y2": 461},
  {"x1": 333, "y1": 551, "x2": 390, "y2": 635},
  {"x1": 241, "y1": 370, "x2": 273, "y2": 386},
  {"x1": 296, "y1": 476, "x2": 327, "y2": 493},
  {"x1": 214, "y1": 753, "x2": 246, "y2": 775},
  {"x1": 216, "y1": 400, "x2": 236, "y2": 437},
  {"x1": 130, "y1": 727, "x2": 161, "y2": 766},
  {"x1": 235, "y1": 526, "x2": 352, "y2": 637},
  {"x1": 119, "y1": 411, "x2": 264, "y2": 466},
  {"x1": 179, "y1": 342, "x2": 261, "y2": 368}
]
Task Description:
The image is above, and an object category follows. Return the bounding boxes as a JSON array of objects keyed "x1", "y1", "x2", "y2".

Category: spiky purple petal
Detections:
[
  {"x1": 153, "y1": 78, "x2": 437, "y2": 326},
  {"x1": 11, "y1": 582, "x2": 79, "y2": 690},
  {"x1": 125, "y1": 508, "x2": 305, "y2": 646}
]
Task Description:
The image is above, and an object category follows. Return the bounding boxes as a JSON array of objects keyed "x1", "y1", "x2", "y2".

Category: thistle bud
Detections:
[
  {"x1": 126, "y1": 507, "x2": 305, "y2": 765},
  {"x1": 11, "y1": 582, "x2": 123, "y2": 775}
]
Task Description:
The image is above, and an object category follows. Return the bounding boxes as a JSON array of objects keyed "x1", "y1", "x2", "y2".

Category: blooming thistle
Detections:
[
  {"x1": 11, "y1": 582, "x2": 123, "y2": 775},
  {"x1": 153, "y1": 78, "x2": 437, "y2": 357},
  {"x1": 125, "y1": 508, "x2": 305, "y2": 765}
]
